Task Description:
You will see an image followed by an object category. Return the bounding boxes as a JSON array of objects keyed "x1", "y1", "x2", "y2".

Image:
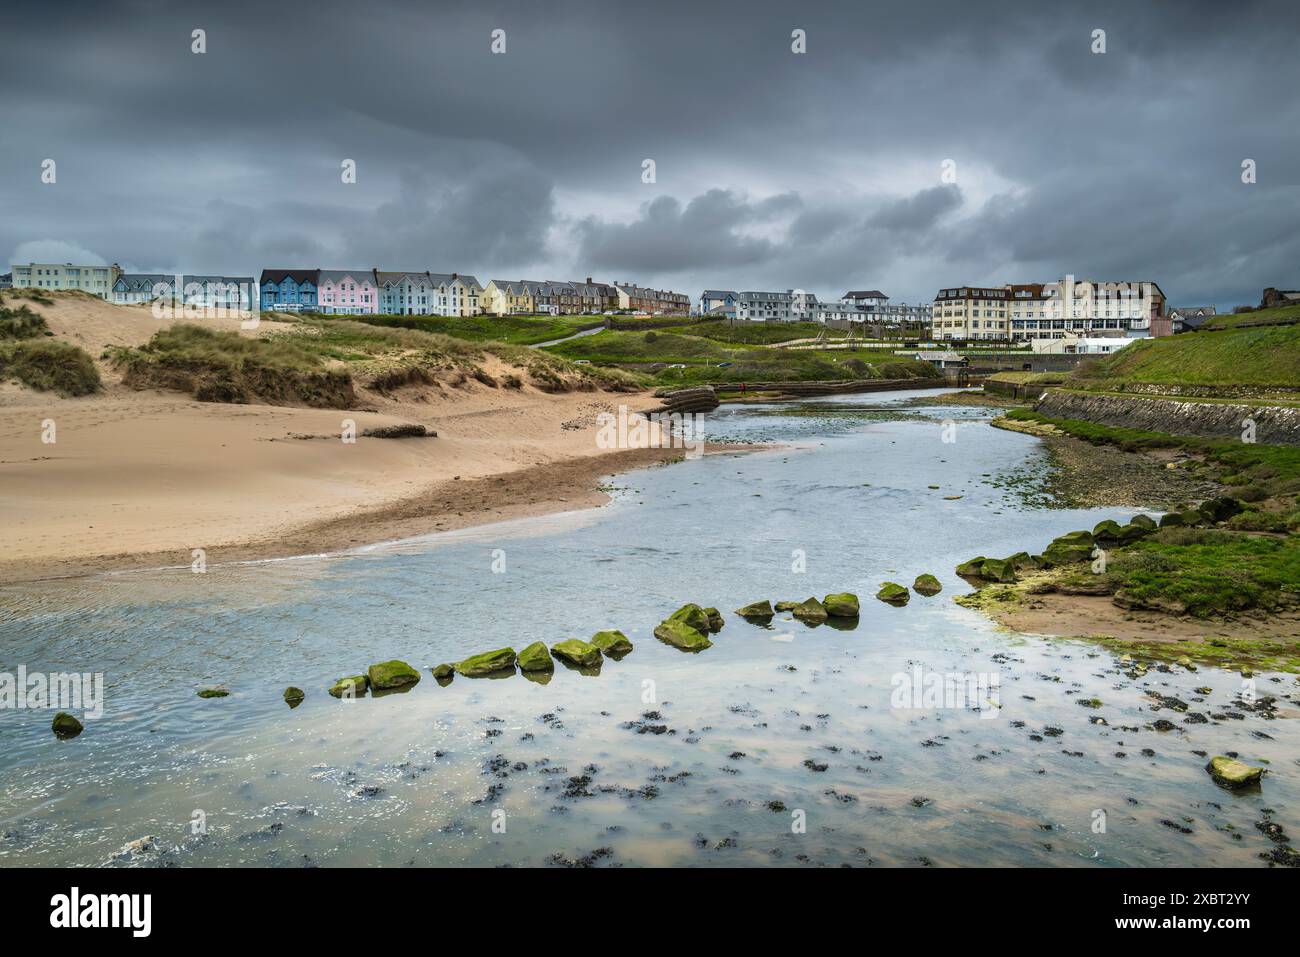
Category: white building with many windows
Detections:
[
  {"x1": 932, "y1": 277, "x2": 1166, "y2": 341},
  {"x1": 10, "y1": 262, "x2": 121, "y2": 299}
]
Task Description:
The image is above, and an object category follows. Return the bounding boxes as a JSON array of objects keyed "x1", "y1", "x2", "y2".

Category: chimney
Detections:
[{"x1": 586, "y1": 277, "x2": 592, "y2": 284}]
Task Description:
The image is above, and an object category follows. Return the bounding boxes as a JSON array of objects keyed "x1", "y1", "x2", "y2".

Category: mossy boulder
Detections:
[
  {"x1": 197, "y1": 687, "x2": 229, "y2": 699},
  {"x1": 431, "y1": 663, "x2": 454, "y2": 680},
  {"x1": 367, "y1": 660, "x2": 421, "y2": 691},
  {"x1": 1199, "y1": 496, "x2": 1244, "y2": 523},
  {"x1": 51, "y1": 712, "x2": 83, "y2": 738},
  {"x1": 283, "y1": 686, "x2": 305, "y2": 704},
  {"x1": 666, "y1": 603, "x2": 711, "y2": 634},
  {"x1": 654, "y1": 617, "x2": 713, "y2": 651},
  {"x1": 328, "y1": 674, "x2": 369, "y2": 698},
  {"x1": 913, "y1": 574, "x2": 942, "y2": 596},
  {"x1": 590, "y1": 630, "x2": 634, "y2": 657},
  {"x1": 876, "y1": 582, "x2": 910, "y2": 605},
  {"x1": 979, "y1": 558, "x2": 1017, "y2": 583},
  {"x1": 822, "y1": 593, "x2": 860, "y2": 617},
  {"x1": 1041, "y1": 535, "x2": 1094, "y2": 566},
  {"x1": 956, "y1": 556, "x2": 987, "y2": 577},
  {"x1": 703, "y1": 607, "x2": 725, "y2": 633},
  {"x1": 774, "y1": 600, "x2": 800, "y2": 611},
  {"x1": 735, "y1": 600, "x2": 775, "y2": 620},
  {"x1": 1005, "y1": 551, "x2": 1040, "y2": 571},
  {"x1": 1158, "y1": 511, "x2": 1189, "y2": 528},
  {"x1": 1129, "y1": 513, "x2": 1157, "y2": 530},
  {"x1": 455, "y1": 648, "x2": 516, "y2": 677},
  {"x1": 1092, "y1": 519, "x2": 1124, "y2": 541},
  {"x1": 791, "y1": 597, "x2": 829, "y2": 622},
  {"x1": 1205, "y1": 756, "x2": 1264, "y2": 789},
  {"x1": 517, "y1": 641, "x2": 554, "y2": 672},
  {"x1": 1116, "y1": 523, "x2": 1151, "y2": 543},
  {"x1": 551, "y1": 639, "x2": 602, "y2": 667}
]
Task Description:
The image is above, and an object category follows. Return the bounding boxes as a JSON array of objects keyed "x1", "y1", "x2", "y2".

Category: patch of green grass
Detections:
[
  {"x1": 0, "y1": 339, "x2": 101, "y2": 396},
  {"x1": 670, "y1": 321, "x2": 842, "y2": 345},
  {"x1": 543, "y1": 328, "x2": 939, "y2": 387},
  {"x1": 1097, "y1": 531, "x2": 1299, "y2": 617},
  {"x1": 337, "y1": 313, "x2": 602, "y2": 346}
]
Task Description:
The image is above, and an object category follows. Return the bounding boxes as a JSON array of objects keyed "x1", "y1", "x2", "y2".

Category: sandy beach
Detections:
[{"x1": 0, "y1": 296, "x2": 700, "y2": 584}]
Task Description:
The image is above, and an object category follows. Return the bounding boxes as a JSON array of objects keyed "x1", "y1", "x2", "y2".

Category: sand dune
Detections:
[{"x1": 0, "y1": 294, "x2": 680, "y2": 583}]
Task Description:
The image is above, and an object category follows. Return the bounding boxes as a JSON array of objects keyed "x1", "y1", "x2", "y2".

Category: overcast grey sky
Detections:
[{"x1": 2, "y1": 0, "x2": 1297, "y2": 308}]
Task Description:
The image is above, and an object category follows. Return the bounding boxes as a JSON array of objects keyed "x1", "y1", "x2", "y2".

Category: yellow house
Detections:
[{"x1": 483, "y1": 279, "x2": 535, "y2": 316}]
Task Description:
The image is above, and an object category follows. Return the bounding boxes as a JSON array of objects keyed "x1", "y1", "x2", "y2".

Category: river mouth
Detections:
[{"x1": 1, "y1": 387, "x2": 1294, "y2": 868}]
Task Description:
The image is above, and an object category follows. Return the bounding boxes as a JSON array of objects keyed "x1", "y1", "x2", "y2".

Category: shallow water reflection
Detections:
[{"x1": 1, "y1": 388, "x2": 1295, "y2": 867}]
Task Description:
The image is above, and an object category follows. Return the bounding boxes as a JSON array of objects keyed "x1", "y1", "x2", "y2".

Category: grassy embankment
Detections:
[
  {"x1": 984, "y1": 307, "x2": 1300, "y2": 403},
  {"x1": 108, "y1": 318, "x2": 641, "y2": 408},
  {"x1": 542, "y1": 327, "x2": 941, "y2": 388},
  {"x1": 962, "y1": 318, "x2": 1300, "y2": 664},
  {"x1": 0, "y1": 296, "x2": 102, "y2": 396},
  {"x1": 340, "y1": 312, "x2": 603, "y2": 346}
]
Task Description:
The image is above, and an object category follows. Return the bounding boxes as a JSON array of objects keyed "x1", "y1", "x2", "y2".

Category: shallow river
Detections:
[{"x1": 1, "y1": 388, "x2": 1295, "y2": 867}]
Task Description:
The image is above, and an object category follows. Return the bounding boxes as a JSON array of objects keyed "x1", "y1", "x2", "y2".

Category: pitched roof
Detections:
[
  {"x1": 843, "y1": 290, "x2": 887, "y2": 299},
  {"x1": 260, "y1": 269, "x2": 319, "y2": 285},
  {"x1": 701, "y1": 289, "x2": 737, "y2": 299},
  {"x1": 317, "y1": 269, "x2": 375, "y2": 284}
]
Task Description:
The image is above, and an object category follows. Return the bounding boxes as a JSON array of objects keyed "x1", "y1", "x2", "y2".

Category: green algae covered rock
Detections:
[
  {"x1": 654, "y1": 617, "x2": 713, "y2": 651},
  {"x1": 822, "y1": 593, "x2": 860, "y2": 617},
  {"x1": 1042, "y1": 534, "x2": 1094, "y2": 566},
  {"x1": 197, "y1": 687, "x2": 230, "y2": 699},
  {"x1": 979, "y1": 558, "x2": 1017, "y2": 583},
  {"x1": 517, "y1": 641, "x2": 554, "y2": 672},
  {"x1": 431, "y1": 663, "x2": 454, "y2": 680},
  {"x1": 1055, "y1": 530, "x2": 1095, "y2": 546},
  {"x1": 666, "y1": 603, "x2": 711, "y2": 635},
  {"x1": 735, "y1": 600, "x2": 775, "y2": 620},
  {"x1": 551, "y1": 639, "x2": 602, "y2": 668},
  {"x1": 1206, "y1": 756, "x2": 1264, "y2": 790},
  {"x1": 329, "y1": 675, "x2": 369, "y2": 698},
  {"x1": 703, "y1": 607, "x2": 725, "y2": 633},
  {"x1": 1199, "y1": 497, "x2": 1244, "y2": 523},
  {"x1": 913, "y1": 574, "x2": 942, "y2": 597},
  {"x1": 1092, "y1": 519, "x2": 1124, "y2": 541},
  {"x1": 283, "y1": 686, "x2": 305, "y2": 704},
  {"x1": 367, "y1": 660, "x2": 421, "y2": 691},
  {"x1": 956, "y1": 556, "x2": 987, "y2": 577},
  {"x1": 1129, "y1": 513, "x2": 1157, "y2": 530},
  {"x1": 590, "y1": 630, "x2": 634, "y2": 657},
  {"x1": 774, "y1": 600, "x2": 799, "y2": 611},
  {"x1": 876, "y1": 582, "x2": 910, "y2": 605},
  {"x1": 455, "y1": 648, "x2": 516, "y2": 677},
  {"x1": 1005, "y1": 551, "x2": 1040, "y2": 571},
  {"x1": 1116, "y1": 523, "x2": 1151, "y2": 544},
  {"x1": 791, "y1": 597, "x2": 828, "y2": 622},
  {"x1": 51, "y1": 712, "x2": 83, "y2": 738}
]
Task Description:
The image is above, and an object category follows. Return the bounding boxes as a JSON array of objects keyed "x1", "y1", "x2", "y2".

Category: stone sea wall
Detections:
[{"x1": 1035, "y1": 389, "x2": 1300, "y2": 446}]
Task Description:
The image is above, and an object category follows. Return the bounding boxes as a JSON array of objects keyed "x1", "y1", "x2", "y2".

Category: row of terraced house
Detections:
[
  {"x1": 258, "y1": 271, "x2": 689, "y2": 317},
  {"x1": 4, "y1": 260, "x2": 691, "y2": 317}
]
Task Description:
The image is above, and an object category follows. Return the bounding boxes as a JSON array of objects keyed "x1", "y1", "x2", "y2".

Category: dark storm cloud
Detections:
[{"x1": 1, "y1": 0, "x2": 1297, "y2": 307}]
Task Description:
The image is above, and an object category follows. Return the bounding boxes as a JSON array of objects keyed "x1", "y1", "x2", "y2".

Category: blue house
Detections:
[{"x1": 259, "y1": 269, "x2": 320, "y2": 311}]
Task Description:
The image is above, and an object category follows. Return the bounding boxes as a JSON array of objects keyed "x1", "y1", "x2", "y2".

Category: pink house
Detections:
[{"x1": 316, "y1": 269, "x2": 378, "y2": 315}]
